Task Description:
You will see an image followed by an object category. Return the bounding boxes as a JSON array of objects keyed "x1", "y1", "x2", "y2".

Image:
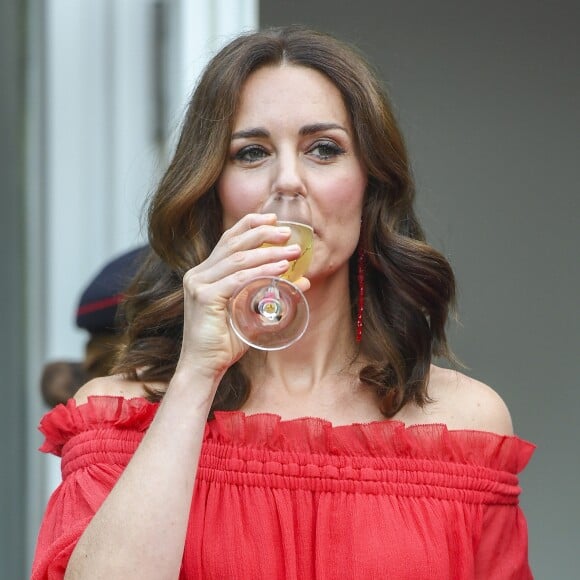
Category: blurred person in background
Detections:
[{"x1": 40, "y1": 246, "x2": 148, "y2": 407}]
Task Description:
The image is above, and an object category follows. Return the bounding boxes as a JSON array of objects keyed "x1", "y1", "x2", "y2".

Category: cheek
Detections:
[
  {"x1": 328, "y1": 170, "x2": 366, "y2": 250},
  {"x1": 330, "y1": 170, "x2": 366, "y2": 222},
  {"x1": 216, "y1": 171, "x2": 259, "y2": 230},
  {"x1": 317, "y1": 173, "x2": 366, "y2": 260}
]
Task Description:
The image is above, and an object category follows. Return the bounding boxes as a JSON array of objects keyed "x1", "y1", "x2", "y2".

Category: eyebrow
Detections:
[
  {"x1": 299, "y1": 123, "x2": 348, "y2": 136},
  {"x1": 231, "y1": 127, "x2": 270, "y2": 140},
  {"x1": 231, "y1": 123, "x2": 348, "y2": 140}
]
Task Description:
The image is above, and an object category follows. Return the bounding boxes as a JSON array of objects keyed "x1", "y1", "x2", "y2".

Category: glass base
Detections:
[{"x1": 228, "y1": 277, "x2": 309, "y2": 350}]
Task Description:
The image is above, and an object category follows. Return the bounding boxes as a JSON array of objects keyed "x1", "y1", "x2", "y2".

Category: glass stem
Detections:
[{"x1": 255, "y1": 279, "x2": 282, "y2": 322}]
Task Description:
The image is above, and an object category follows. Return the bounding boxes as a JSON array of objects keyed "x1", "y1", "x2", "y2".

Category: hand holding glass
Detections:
[{"x1": 228, "y1": 194, "x2": 313, "y2": 350}]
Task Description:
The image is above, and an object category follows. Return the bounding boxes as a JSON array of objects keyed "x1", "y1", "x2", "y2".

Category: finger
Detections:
[
  {"x1": 218, "y1": 243, "x2": 302, "y2": 280},
  {"x1": 293, "y1": 276, "x2": 311, "y2": 294},
  {"x1": 221, "y1": 213, "x2": 279, "y2": 243},
  {"x1": 196, "y1": 230, "x2": 300, "y2": 283},
  {"x1": 191, "y1": 257, "x2": 299, "y2": 306},
  {"x1": 219, "y1": 220, "x2": 292, "y2": 255}
]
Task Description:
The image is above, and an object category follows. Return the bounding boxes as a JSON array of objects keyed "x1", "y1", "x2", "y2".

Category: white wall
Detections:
[
  {"x1": 260, "y1": 2, "x2": 580, "y2": 577},
  {"x1": 25, "y1": 0, "x2": 257, "y2": 568}
]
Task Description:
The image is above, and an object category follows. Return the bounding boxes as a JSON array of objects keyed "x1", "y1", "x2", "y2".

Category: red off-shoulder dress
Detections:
[{"x1": 32, "y1": 396, "x2": 535, "y2": 579}]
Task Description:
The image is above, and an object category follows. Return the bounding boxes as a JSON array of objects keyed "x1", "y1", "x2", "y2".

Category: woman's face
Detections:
[{"x1": 216, "y1": 64, "x2": 367, "y2": 281}]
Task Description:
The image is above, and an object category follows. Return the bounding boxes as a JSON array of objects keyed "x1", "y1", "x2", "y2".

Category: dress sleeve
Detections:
[
  {"x1": 31, "y1": 396, "x2": 157, "y2": 580},
  {"x1": 474, "y1": 503, "x2": 533, "y2": 579},
  {"x1": 470, "y1": 432, "x2": 535, "y2": 580}
]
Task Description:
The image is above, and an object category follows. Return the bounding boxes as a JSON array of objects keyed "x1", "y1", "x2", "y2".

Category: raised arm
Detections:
[{"x1": 61, "y1": 214, "x2": 303, "y2": 580}]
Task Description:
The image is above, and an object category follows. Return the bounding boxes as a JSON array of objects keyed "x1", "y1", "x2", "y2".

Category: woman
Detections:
[{"x1": 32, "y1": 27, "x2": 534, "y2": 579}]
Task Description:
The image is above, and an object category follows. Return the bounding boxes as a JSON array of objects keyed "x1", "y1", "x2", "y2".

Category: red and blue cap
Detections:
[{"x1": 75, "y1": 245, "x2": 148, "y2": 333}]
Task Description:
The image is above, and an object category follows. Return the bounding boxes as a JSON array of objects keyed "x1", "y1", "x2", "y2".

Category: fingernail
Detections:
[{"x1": 278, "y1": 226, "x2": 291, "y2": 235}]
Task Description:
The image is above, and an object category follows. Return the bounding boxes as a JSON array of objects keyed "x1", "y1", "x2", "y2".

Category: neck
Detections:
[{"x1": 242, "y1": 271, "x2": 371, "y2": 414}]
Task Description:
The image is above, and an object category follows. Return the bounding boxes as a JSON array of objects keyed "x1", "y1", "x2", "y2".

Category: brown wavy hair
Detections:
[{"x1": 114, "y1": 26, "x2": 456, "y2": 417}]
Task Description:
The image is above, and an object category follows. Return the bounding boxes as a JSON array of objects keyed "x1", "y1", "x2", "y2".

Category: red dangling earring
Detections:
[{"x1": 356, "y1": 241, "x2": 365, "y2": 343}]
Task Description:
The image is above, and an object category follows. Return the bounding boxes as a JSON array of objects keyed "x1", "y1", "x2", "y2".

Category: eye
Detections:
[
  {"x1": 308, "y1": 140, "x2": 345, "y2": 161},
  {"x1": 233, "y1": 145, "x2": 269, "y2": 164}
]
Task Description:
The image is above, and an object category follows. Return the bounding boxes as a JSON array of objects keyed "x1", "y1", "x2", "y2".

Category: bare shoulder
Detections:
[
  {"x1": 420, "y1": 365, "x2": 514, "y2": 435},
  {"x1": 73, "y1": 374, "x2": 150, "y2": 405}
]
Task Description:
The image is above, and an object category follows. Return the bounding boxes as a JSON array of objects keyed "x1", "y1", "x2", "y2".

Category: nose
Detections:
[{"x1": 271, "y1": 149, "x2": 307, "y2": 198}]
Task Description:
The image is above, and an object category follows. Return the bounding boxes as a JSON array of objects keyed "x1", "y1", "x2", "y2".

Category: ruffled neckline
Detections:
[
  {"x1": 39, "y1": 396, "x2": 157, "y2": 455},
  {"x1": 39, "y1": 395, "x2": 535, "y2": 473}
]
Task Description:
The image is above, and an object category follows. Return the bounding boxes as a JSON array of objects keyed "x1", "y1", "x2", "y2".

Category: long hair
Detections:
[{"x1": 114, "y1": 26, "x2": 456, "y2": 417}]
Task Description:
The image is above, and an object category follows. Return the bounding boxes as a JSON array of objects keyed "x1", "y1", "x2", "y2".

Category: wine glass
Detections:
[{"x1": 228, "y1": 193, "x2": 313, "y2": 350}]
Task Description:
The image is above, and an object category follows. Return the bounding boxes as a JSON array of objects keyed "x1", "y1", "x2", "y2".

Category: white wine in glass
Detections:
[
  {"x1": 262, "y1": 220, "x2": 313, "y2": 282},
  {"x1": 228, "y1": 194, "x2": 313, "y2": 350}
]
